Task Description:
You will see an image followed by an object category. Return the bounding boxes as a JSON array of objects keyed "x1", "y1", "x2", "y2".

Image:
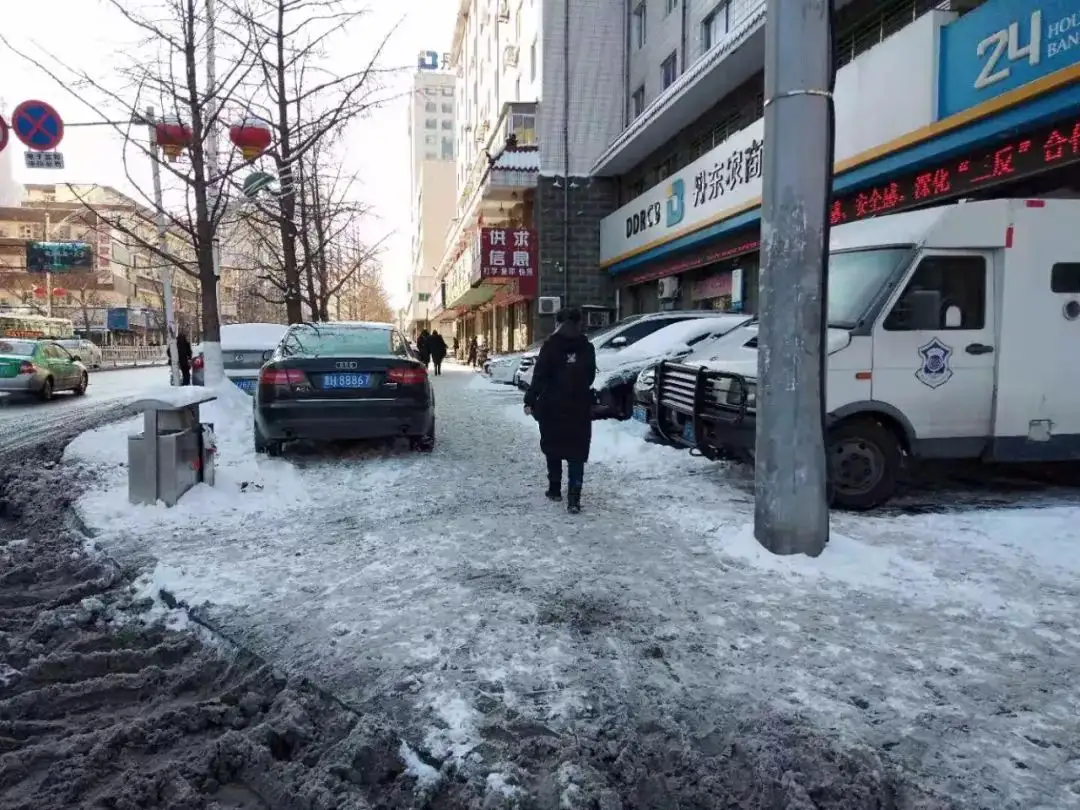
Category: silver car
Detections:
[
  {"x1": 0, "y1": 338, "x2": 89, "y2": 400},
  {"x1": 191, "y1": 323, "x2": 289, "y2": 393}
]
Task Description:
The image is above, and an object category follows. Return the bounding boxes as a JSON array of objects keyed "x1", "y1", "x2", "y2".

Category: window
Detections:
[
  {"x1": 390, "y1": 332, "x2": 411, "y2": 357},
  {"x1": 441, "y1": 136, "x2": 455, "y2": 159},
  {"x1": 655, "y1": 156, "x2": 676, "y2": 182},
  {"x1": 628, "y1": 178, "x2": 646, "y2": 197},
  {"x1": 425, "y1": 101, "x2": 437, "y2": 112},
  {"x1": 441, "y1": 119, "x2": 453, "y2": 130},
  {"x1": 515, "y1": 77, "x2": 521, "y2": 99},
  {"x1": 441, "y1": 86, "x2": 454, "y2": 96},
  {"x1": 630, "y1": 85, "x2": 645, "y2": 119},
  {"x1": 603, "y1": 317, "x2": 694, "y2": 348},
  {"x1": 530, "y1": 39, "x2": 537, "y2": 82},
  {"x1": 425, "y1": 134, "x2": 437, "y2": 144},
  {"x1": 661, "y1": 51, "x2": 678, "y2": 89},
  {"x1": 884, "y1": 255, "x2": 987, "y2": 332},
  {"x1": 702, "y1": 1, "x2": 729, "y2": 52},
  {"x1": 666, "y1": 0, "x2": 677, "y2": 14},
  {"x1": 1051, "y1": 263, "x2": 1080, "y2": 293},
  {"x1": 632, "y1": 1, "x2": 647, "y2": 48},
  {"x1": 425, "y1": 118, "x2": 437, "y2": 129},
  {"x1": 442, "y1": 102, "x2": 453, "y2": 113},
  {"x1": 19, "y1": 224, "x2": 33, "y2": 239}
]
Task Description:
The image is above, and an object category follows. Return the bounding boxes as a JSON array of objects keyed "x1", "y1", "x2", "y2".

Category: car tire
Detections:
[
  {"x1": 826, "y1": 418, "x2": 902, "y2": 511},
  {"x1": 253, "y1": 422, "x2": 283, "y2": 457},
  {"x1": 410, "y1": 420, "x2": 436, "y2": 452},
  {"x1": 38, "y1": 377, "x2": 54, "y2": 402},
  {"x1": 73, "y1": 372, "x2": 88, "y2": 396}
]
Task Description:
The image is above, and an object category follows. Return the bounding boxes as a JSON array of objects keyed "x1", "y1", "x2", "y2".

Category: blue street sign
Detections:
[{"x1": 11, "y1": 99, "x2": 64, "y2": 152}]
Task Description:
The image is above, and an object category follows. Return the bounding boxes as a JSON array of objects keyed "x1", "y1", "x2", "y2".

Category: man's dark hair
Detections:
[{"x1": 555, "y1": 307, "x2": 582, "y2": 324}]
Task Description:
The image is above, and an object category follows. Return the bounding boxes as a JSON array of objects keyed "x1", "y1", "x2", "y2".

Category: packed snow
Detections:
[{"x1": 63, "y1": 366, "x2": 1080, "y2": 807}]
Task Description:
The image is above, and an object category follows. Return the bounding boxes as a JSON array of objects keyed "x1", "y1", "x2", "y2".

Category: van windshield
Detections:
[{"x1": 827, "y1": 247, "x2": 912, "y2": 328}]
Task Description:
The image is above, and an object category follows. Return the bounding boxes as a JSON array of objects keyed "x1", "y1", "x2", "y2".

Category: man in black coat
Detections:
[
  {"x1": 427, "y1": 331, "x2": 447, "y2": 375},
  {"x1": 416, "y1": 329, "x2": 431, "y2": 368},
  {"x1": 167, "y1": 332, "x2": 194, "y2": 385},
  {"x1": 523, "y1": 308, "x2": 597, "y2": 514}
]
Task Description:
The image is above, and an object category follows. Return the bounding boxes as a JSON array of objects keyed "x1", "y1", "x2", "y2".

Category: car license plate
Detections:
[
  {"x1": 682, "y1": 421, "x2": 695, "y2": 444},
  {"x1": 632, "y1": 405, "x2": 648, "y2": 423},
  {"x1": 321, "y1": 373, "x2": 372, "y2": 389},
  {"x1": 233, "y1": 378, "x2": 256, "y2": 393}
]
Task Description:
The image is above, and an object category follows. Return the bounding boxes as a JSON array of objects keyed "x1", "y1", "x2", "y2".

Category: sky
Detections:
[{"x1": 0, "y1": 0, "x2": 458, "y2": 309}]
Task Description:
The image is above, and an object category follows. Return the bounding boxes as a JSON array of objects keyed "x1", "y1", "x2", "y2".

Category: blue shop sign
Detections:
[
  {"x1": 107, "y1": 308, "x2": 130, "y2": 331},
  {"x1": 939, "y1": 0, "x2": 1080, "y2": 119}
]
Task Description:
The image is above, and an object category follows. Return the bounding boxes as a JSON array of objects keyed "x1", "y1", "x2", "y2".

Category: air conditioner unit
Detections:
[
  {"x1": 585, "y1": 309, "x2": 609, "y2": 328},
  {"x1": 538, "y1": 296, "x2": 561, "y2": 315},
  {"x1": 658, "y1": 276, "x2": 680, "y2": 300},
  {"x1": 503, "y1": 44, "x2": 519, "y2": 66}
]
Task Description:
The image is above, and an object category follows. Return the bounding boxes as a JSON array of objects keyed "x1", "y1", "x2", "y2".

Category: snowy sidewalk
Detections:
[{"x1": 64, "y1": 367, "x2": 1080, "y2": 808}]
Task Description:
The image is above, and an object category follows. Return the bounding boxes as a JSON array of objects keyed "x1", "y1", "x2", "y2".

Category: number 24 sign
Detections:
[{"x1": 974, "y1": 10, "x2": 1042, "y2": 90}]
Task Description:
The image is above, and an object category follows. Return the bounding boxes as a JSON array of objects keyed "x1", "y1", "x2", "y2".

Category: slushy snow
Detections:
[{"x1": 64, "y1": 367, "x2": 1080, "y2": 808}]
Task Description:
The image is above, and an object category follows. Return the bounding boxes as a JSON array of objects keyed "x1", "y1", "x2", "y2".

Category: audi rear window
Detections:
[
  {"x1": 0, "y1": 340, "x2": 36, "y2": 356},
  {"x1": 281, "y1": 326, "x2": 393, "y2": 357}
]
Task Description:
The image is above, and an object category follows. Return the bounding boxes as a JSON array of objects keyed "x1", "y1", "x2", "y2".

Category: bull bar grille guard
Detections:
[{"x1": 653, "y1": 361, "x2": 754, "y2": 459}]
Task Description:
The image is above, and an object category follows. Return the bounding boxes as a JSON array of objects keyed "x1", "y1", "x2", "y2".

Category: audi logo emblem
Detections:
[{"x1": 335, "y1": 361, "x2": 359, "y2": 369}]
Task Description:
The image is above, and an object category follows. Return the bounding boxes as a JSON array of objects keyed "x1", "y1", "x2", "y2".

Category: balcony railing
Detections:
[{"x1": 456, "y1": 101, "x2": 538, "y2": 213}]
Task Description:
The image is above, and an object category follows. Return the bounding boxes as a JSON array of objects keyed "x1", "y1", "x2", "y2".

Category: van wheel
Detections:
[{"x1": 827, "y1": 418, "x2": 901, "y2": 510}]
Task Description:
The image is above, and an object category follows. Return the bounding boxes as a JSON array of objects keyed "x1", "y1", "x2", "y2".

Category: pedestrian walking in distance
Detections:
[
  {"x1": 523, "y1": 308, "x2": 596, "y2": 514},
  {"x1": 417, "y1": 329, "x2": 431, "y2": 369},
  {"x1": 167, "y1": 332, "x2": 194, "y2": 386},
  {"x1": 427, "y1": 331, "x2": 447, "y2": 376},
  {"x1": 467, "y1": 336, "x2": 479, "y2": 368}
]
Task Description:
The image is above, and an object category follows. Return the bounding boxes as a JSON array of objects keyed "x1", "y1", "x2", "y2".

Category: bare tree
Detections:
[
  {"x1": 223, "y1": 0, "x2": 397, "y2": 323},
  {"x1": 1, "y1": 0, "x2": 262, "y2": 383}
]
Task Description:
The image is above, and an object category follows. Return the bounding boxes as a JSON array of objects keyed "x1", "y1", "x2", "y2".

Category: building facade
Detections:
[
  {"x1": 594, "y1": 0, "x2": 1080, "y2": 316},
  {"x1": 427, "y1": 0, "x2": 628, "y2": 353},
  {"x1": 404, "y1": 69, "x2": 458, "y2": 336}
]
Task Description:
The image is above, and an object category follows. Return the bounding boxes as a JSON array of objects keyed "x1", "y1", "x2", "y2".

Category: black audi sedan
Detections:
[{"x1": 252, "y1": 321, "x2": 435, "y2": 456}]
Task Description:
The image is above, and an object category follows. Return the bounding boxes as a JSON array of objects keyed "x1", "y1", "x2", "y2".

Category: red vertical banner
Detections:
[{"x1": 479, "y1": 227, "x2": 537, "y2": 281}]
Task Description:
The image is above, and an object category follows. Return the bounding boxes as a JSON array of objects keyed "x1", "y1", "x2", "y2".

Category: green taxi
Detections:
[{"x1": 0, "y1": 339, "x2": 89, "y2": 401}]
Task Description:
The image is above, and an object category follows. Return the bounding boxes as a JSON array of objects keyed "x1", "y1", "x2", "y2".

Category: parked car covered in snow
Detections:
[
  {"x1": 593, "y1": 314, "x2": 752, "y2": 419},
  {"x1": 192, "y1": 322, "x2": 289, "y2": 393},
  {"x1": 515, "y1": 310, "x2": 721, "y2": 392},
  {"x1": 56, "y1": 338, "x2": 102, "y2": 369},
  {"x1": 483, "y1": 340, "x2": 543, "y2": 384}
]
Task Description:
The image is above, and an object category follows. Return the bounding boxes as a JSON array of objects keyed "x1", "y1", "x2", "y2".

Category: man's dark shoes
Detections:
[
  {"x1": 567, "y1": 487, "x2": 582, "y2": 514},
  {"x1": 545, "y1": 487, "x2": 562, "y2": 501}
]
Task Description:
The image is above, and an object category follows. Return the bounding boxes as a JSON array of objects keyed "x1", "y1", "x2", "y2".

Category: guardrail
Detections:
[{"x1": 98, "y1": 346, "x2": 168, "y2": 369}]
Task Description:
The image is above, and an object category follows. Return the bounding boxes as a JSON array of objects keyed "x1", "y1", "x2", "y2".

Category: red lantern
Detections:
[
  {"x1": 33, "y1": 286, "x2": 46, "y2": 297},
  {"x1": 229, "y1": 117, "x2": 272, "y2": 161},
  {"x1": 51, "y1": 287, "x2": 68, "y2": 297},
  {"x1": 155, "y1": 117, "x2": 192, "y2": 162}
]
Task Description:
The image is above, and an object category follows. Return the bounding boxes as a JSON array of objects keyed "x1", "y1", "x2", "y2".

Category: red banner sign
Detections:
[{"x1": 478, "y1": 227, "x2": 536, "y2": 280}]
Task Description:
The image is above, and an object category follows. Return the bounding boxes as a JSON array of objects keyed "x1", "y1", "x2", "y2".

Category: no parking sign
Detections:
[
  {"x1": 11, "y1": 99, "x2": 64, "y2": 151},
  {"x1": 0, "y1": 114, "x2": 8, "y2": 155}
]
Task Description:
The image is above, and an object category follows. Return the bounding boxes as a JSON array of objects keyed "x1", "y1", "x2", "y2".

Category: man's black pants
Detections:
[
  {"x1": 546, "y1": 454, "x2": 584, "y2": 491},
  {"x1": 433, "y1": 358, "x2": 443, "y2": 375},
  {"x1": 180, "y1": 365, "x2": 191, "y2": 386}
]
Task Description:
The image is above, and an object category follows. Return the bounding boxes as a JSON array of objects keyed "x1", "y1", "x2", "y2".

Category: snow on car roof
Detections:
[
  {"x1": 600, "y1": 314, "x2": 749, "y2": 367},
  {"x1": 217, "y1": 322, "x2": 289, "y2": 349}
]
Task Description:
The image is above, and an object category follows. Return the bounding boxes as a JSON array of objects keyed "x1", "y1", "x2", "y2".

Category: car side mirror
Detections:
[
  {"x1": 609, "y1": 336, "x2": 628, "y2": 348},
  {"x1": 72, "y1": 355, "x2": 81, "y2": 362},
  {"x1": 263, "y1": 349, "x2": 274, "y2": 361}
]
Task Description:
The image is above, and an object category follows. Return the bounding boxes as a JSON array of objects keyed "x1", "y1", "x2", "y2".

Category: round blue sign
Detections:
[{"x1": 12, "y1": 100, "x2": 64, "y2": 152}]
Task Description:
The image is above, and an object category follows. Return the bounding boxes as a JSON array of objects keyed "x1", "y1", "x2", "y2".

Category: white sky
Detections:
[{"x1": 0, "y1": 0, "x2": 457, "y2": 308}]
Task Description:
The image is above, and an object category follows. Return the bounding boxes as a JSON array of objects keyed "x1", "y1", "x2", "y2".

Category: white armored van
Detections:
[{"x1": 655, "y1": 198, "x2": 1080, "y2": 509}]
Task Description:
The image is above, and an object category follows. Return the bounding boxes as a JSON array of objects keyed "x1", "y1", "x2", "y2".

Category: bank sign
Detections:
[
  {"x1": 600, "y1": 119, "x2": 764, "y2": 265},
  {"x1": 938, "y1": 0, "x2": 1080, "y2": 119},
  {"x1": 418, "y1": 50, "x2": 452, "y2": 70}
]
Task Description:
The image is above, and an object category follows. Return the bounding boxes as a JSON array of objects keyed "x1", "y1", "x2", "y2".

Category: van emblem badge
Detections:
[{"x1": 915, "y1": 338, "x2": 953, "y2": 389}]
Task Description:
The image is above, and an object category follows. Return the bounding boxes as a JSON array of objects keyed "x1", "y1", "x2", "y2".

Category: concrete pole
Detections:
[
  {"x1": 206, "y1": 0, "x2": 224, "y2": 330},
  {"x1": 44, "y1": 209, "x2": 52, "y2": 318},
  {"x1": 147, "y1": 106, "x2": 181, "y2": 387},
  {"x1": 754, "y1": 0, "x2": 832, "y2": 557}
]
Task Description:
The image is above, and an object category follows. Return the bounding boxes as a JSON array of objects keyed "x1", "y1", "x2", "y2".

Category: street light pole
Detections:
[
  {"x1": 754, "y1": 0, "x2": 834, "y2": 556},
  {"x1": 44, "y1": 209, "x2": 52, "y2": 318},
  {"x1": 147, "y1": 106, "x2": 181, "y2": 387}
]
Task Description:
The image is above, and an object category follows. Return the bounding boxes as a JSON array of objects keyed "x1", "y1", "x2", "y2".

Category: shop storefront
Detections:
[{"x1": 600, "y1": 0, "x2": 1080, "y2": 312}]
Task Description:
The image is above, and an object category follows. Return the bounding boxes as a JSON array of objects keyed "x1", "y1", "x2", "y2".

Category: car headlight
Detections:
[
  {"x1": 712, "y1": 377, "x2": 757, "y2": 409},
  {"x1": 636, "y1": 367, "x2": 655, "y2": 389}
]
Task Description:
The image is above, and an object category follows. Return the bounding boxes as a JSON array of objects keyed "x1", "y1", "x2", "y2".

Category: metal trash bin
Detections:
[{"x1": 128, "y1": 390, "x2": 218, "y2": 507}]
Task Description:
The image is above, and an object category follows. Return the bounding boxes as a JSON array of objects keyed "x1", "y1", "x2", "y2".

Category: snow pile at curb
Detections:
[{"x1": 63, "y1": 379, "x2": 311, "y2": 537}]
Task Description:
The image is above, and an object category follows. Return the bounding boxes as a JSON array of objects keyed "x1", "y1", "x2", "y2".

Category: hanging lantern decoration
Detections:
[
  {"x1": 33, "y1": 286, "x2": 46, "y2": 298},
  {"x1": 229, "y1": 117, "x2": 272, "y2": 161},
  {"x1": 51, "y1": 287, "x2": 68, "y2": 298},
  {"x1": 155, "y1": 117, "x2": 192, "y2": 162}
]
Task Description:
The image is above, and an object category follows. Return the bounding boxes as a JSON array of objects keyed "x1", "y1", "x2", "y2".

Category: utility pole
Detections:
[
  {"x1": 147, "y1": 106, "x2": 181, "y2": 387},
  {"x1": 206, "y1": 0, "x2": 224, "y2": 331},
  {"x1": 754, "y1": 0, "x2": 833, "y2": 557},
  {"x1": 43, "y1": 209, "x2": 52, "y2": 317}
]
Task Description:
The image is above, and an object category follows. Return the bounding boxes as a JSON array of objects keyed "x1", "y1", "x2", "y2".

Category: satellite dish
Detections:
[{"x1": 242, "y1": 171, "x2": 278, "y2": 198}]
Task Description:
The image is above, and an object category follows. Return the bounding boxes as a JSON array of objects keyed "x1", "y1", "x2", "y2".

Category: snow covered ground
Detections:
[{"x1": 64, "y1": 366, "x2": 1080, "y2": 807}]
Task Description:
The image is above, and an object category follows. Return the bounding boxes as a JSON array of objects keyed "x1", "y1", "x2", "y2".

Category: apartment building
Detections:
[
  {"x1": 404, "y1": 68, "x2": 458, "y2": 336},
  {"x1": 594, "y1": 0, "x2": 1080, "y2": 316},
  {"x1": 428, "y1": 0, "x2": 628, "y2": 351}
]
